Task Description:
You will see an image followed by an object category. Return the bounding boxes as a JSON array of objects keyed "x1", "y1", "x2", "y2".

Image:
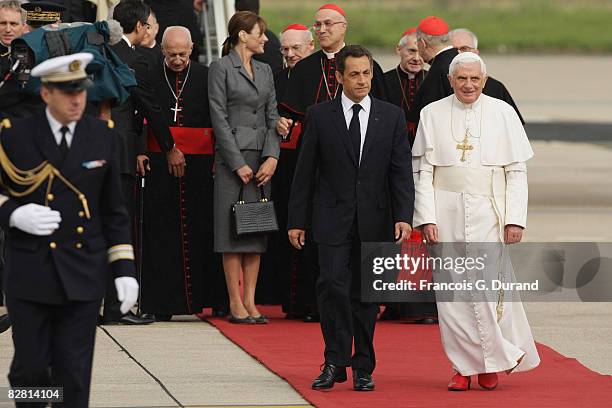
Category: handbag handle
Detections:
[{"x1": 237, "y1": 181, "x2": 269, "y2": 204}]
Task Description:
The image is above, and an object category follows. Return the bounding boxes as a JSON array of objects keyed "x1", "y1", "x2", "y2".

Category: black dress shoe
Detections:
[
  {"x1": 353, "y1": 369, "x2": 375, "y2": 391},
  {"x1": 414, "y1": 317, "x2": 438, "y2": 324},
  {"x1": 228, "y1": 314, "x2": 256, "y2": 324},
  {"x1": 302, "y1": 313, "x2": 320, "y2": 323},
  {"x1": 312, "y1": 364, "x2": 347, "y2": 390},
  {"x1": 0, "y1": 314, "x2": 11, "y2": 334},
  {"x1": 102, "y1": 312, "x2": 155, "y2": 325},
  {"x1": 212, "y1": 308, "x2": 229, "y2": 317}
]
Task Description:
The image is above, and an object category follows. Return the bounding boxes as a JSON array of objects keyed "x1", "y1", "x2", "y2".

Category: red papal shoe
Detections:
[
  {"x1": 447, "y1": 372, "x2": 471, "y2": 391},
  {"x1": 478, "y1": 372, "x2": 499, "y2": 390}
]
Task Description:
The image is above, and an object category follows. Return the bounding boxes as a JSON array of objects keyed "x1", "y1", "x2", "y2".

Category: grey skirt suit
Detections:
[{"x1": 208, "y1": 49, "x2": 280, "y2": 253}]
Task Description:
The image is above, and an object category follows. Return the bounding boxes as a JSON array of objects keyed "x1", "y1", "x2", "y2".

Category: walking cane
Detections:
[{"x1": 136, "y1": 159, "x2": 148, "y2": 316}]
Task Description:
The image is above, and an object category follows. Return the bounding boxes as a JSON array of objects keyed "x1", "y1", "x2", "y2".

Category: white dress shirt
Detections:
[
  {"x1": 121, "y1": 34, "x2": 134, "y2": 49},
  {"x1": 46, "y1": 108, "x2": 76, "y2": 147},
  {"x1": 341, "y1": 92, "x2": 370, "y2": 164}
]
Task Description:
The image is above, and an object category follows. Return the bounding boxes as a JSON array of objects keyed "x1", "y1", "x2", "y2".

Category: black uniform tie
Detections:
[
  {"x1": 59, "y1": 126, "x2": 69, "y2": 162},
  {"x1": 349, "y1": 104, "x2": 362, "y2": 162}
]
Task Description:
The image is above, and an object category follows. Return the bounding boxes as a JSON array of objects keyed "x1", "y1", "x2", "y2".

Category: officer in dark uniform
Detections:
[{"x1": 0, "y1": 52, "x2": 139, "y2": 407}]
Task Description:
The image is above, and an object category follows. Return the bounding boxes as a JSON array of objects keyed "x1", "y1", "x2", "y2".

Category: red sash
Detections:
[
  {"x1": 280, "y1": 122, "x2": 302, "y2": 150},
  {"x1": 147, "y1": 127, "x2": 214, "y2": 155}
]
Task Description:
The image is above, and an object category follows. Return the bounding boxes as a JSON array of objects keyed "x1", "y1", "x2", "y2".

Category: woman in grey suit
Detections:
[{"x1": 209, "y1": 11, "x2": 281, "y2": 324}]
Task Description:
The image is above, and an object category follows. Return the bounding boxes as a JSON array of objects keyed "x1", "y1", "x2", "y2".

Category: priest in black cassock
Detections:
[
  {"x1": 382, "y1": 26, "x2": 438, "y2": 324},
  {"x1": 138, "y1": 26, "x2": 227, "y2": 320},
  {"x1": 277, "y1": 3, "x2": 388, "y2": 322},
  {"x1": 279, "y1": 4, "x2": 387, "y2": 119},
  {"x1": 406, "y1": 16, "x2": 458, "y2": 133},
  {"x1": 259, "y1": 23, "x2": 314, "y2": 313},
  {"x1": 450, "y1": 27, "x2": 525, "y2": 124},
  {"x1": 383, "y1": 27, "x2": 426, "y2": 132}
]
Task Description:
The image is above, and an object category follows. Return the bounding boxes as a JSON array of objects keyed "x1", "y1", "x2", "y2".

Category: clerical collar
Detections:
[
  {"x1": 453, "y1": 93, "x2": 483, "y2": 110},
  {"x1": 322, "y1": 43, "x2": 345, "y2": 59},
  {"x1": 397, "y1": 65, "x2": 417, "y2": 80},
  {"x1": 122, "y1": 35, "x2": 133, "y2": 49},
  {"x1": 434, "y1": 45, "x2": 454, "y2": 57}
]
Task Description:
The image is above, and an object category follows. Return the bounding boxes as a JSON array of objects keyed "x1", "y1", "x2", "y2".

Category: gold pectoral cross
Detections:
[{"x1": 456, "y1": 134, "x2": 473, "y2": 162}]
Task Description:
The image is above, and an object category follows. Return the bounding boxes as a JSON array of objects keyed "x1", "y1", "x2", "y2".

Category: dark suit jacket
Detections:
[
  {"x1": 111, "y1": 39, "x2": 174, "y2": 176},
  {"x1": 0, "y1": 113, "x2": 135, "y2": 304},
  {"x1": 288, "y1": 97, "x2": 415, "y2": 245}
]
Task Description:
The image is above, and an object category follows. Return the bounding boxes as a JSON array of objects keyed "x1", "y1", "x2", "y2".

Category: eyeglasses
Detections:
[
  {"x1": 457, "y1": 46, "x2": 476, "y2": 53},
  {"x1": 279, "y1": 44, "x2": 306, "y2": 55},
  {"x1": 312, "y1": 20, "x2": 345, "y2": 31}
]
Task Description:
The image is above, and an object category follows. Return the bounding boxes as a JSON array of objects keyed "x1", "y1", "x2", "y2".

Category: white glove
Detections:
[
  {"x1": 114, "y1": 277, "x2": 139, "y2": 315},
  {"x1": 9, "y1": 203, "x2": 61, "y2": 236}
]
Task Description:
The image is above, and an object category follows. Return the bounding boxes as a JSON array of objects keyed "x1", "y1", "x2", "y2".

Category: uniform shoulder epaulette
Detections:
[
  {"x1": 107, "y1": 119, "x2": 114, "y2": 129},
  {"x1": 1, "y1": 118, "x2": 11, "y2": 129}
]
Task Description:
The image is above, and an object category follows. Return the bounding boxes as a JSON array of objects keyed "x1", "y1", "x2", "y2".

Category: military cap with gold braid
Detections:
[{"x1": 22, "y1": 0, "x2": 65, "y2": 28}]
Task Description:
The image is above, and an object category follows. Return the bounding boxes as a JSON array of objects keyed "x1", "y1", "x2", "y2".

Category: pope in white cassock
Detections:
[{"x1": 412, "y1": 52, "x2": 540, "y2": 391}]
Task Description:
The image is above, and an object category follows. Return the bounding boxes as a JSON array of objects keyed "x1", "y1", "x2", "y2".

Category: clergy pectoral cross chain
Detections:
[
  {"x1": 171, "y1": 101, "x2": 182, "y2": 123},
  {"x1": 456, "y1": 130, "x2": 473, "y2": 162}
]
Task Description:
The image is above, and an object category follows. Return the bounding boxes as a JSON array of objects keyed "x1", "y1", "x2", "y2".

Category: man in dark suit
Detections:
[
  {"x1": 0, "y1": 52, "x2": 139, "y2": 407},
  {"x1": 288, "y1": 45, "x2": 414, "y2": 392},
  {"x1": 104, "y1": 0, "x2": 182, "y2": 325}
]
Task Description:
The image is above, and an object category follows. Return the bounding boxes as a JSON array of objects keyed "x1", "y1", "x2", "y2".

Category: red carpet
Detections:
[{"x1": 207, "y1": 306, "x2": 612, "y2": 408}]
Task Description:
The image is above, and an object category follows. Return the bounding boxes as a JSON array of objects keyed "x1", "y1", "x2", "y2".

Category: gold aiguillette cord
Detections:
[{"x1": 0, "y1": 123, "x2": 91, "y2": 219}]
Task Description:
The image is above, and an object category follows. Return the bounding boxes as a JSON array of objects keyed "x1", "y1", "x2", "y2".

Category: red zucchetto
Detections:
[
  {"x1": 317, "y1": 4, "x2": 346, "y2": 17},
  {"x1": 282, "y1": 24, "x2": 309, "y2": 33},
  {"x1": 417, "y1": 16, "x2": 449, "y2": 36},
  {"x1": 402, "y1": 27, "x2": 417, "y2": 37}
]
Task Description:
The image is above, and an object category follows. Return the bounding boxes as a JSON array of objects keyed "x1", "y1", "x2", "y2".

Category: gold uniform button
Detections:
[
  {"x1": 76, "y1": 226, "x2": 84, "y2": 234},
  {"x1": 47, "y1": 193, "x2": 54, "y2": 201},
  {"x1": 78, "y1": 211, "x2": 85, "y2": 218},
  {"x1": 75, "y1": 243, "x2": 83, "y2": 249},
  {"x1": 49, "y1": 242, "x2": 57, "y2": 249}
]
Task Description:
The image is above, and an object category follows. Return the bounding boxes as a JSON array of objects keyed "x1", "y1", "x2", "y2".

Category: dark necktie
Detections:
[
  {"x1": 59, "y1": 126, "x2": 69, "y2": 162},
  {"x1": 349, "y1": 104, "x2": 362, "y2": 163}
]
